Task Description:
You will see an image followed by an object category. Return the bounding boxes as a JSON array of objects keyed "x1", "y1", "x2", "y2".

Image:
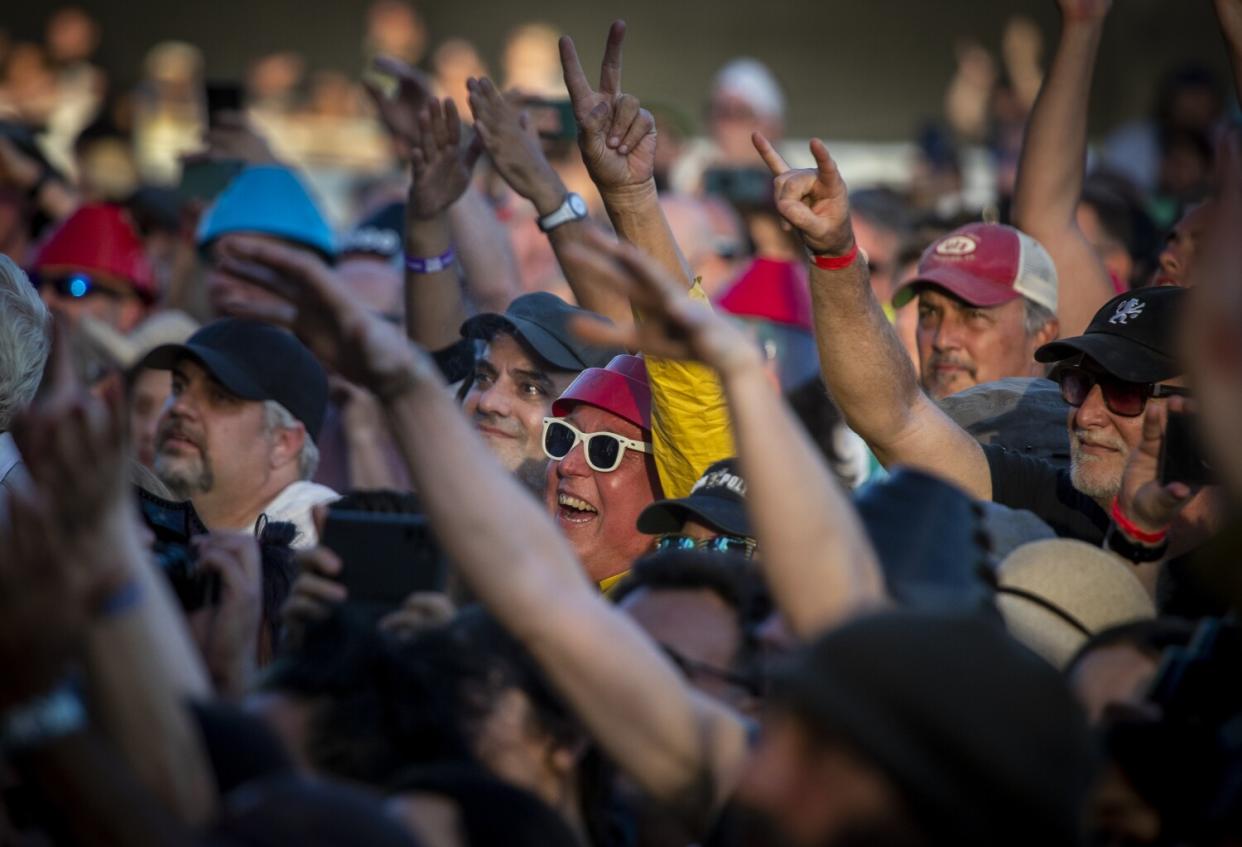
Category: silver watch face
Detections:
[{"x1": 568, "y1": 194, "x2": 588, "y2": 217}]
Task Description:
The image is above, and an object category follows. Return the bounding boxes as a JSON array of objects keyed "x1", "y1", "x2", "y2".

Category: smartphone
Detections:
[
  {"x1": 1159, "y1": 409, "x2": 1215, "y2": 488},
  {"x1": 205, "y1": 80, "x2": 244, "y2": 127},
  {"x1": 703, "y1": 166, "x2": 774, "y2": 209},
  {"x1": 320, "y1": 509, "x2": 447, "y2": 614},
  {"x1": 177, "y1": 158, "x2": 245, "y2": 203},
  {"x1": 526, "y1": 98, "x2": 578, "y2": 141}
]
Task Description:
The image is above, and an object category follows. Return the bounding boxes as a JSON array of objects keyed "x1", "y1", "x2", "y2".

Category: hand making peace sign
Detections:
[{"x1": 560, "y1": 20, "x2": 657, "y2": 192}]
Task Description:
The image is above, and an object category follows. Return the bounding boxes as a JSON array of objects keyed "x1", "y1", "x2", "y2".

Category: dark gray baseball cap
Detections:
[{"x1": 461, "y1": 292, "x2": 622, "y2": 372}]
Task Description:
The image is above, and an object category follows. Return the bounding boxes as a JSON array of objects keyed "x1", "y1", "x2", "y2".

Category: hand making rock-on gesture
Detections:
[
  {"x1": 752, "y1": 132, "x2": 856, "y2": 258},
  {"x1": 560, "y1": 20, "x2": 657, "y2": 192}
]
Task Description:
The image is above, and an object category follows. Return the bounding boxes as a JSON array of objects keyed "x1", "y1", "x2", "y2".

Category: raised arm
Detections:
[
  {"x1": 568, "y1": 231, "x2": 888, "y2": 638},
  {"x1": 219, "y1": 237, "x2": 750, "y2": 824},
  {"x1": 561, "y1": 21, "x2": 692, "y2": 291},
  {"x1": 11, "y1": 335, "x2": 215, "y2": 824},
  {"x1": 367, "y1": 61, "x2": 516, "y2": 344},
  {"x1": 753, "y1": 133, "x2": 992, "y2": 499},
  {"x1": 1011, "y1": 0, "x2": 1116, "y2": 336},
  {"x1": 467, "y1": 75, "x2": 629, "y2": 322},
  {"x1": 1216, "y1": 0, "x2": 1242, "y2": 101}
]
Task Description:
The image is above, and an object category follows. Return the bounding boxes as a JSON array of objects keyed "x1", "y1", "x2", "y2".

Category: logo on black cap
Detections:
[{"x1": 1108, "y1": 298, "x2": 1146, "y2": 326}]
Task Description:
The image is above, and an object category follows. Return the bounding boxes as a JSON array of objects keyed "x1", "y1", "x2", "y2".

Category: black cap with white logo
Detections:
[
  {"x1": 461, "y1": 292, "x2": 621, "y2": 372},
  {"x1": 637, "y1": 458, "x2": 752, "y2": 538},
  {"x1": 1035, "y1": 286, "x2": 1186, "y2": 383}
]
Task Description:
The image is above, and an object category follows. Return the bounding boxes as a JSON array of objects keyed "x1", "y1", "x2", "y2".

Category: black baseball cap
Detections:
[
  {"x1": 1034, "y1": 286, "x2": 1186, "y2": 383},
  {"x1": 142, "y1": 318, "x2": 328, "y2": 440},
  {"x1": 637, "y1": 458, "x2": 751, "y2": 537},
  {"x1": 461, "y1": 292, "x2": 621, "y2": 372}
]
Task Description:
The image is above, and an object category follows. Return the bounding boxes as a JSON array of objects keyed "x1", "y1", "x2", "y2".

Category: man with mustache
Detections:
[
  {"x1": 889, "y1": 222, "x2": 1061, "y2": 400},
  {"x1": 143, "y1": 318, "x2": 337, "y2": 547},
  {"x1": 460, "y1": 292, "x2": 621, "y2": 496},
  {"x1": 755, "y1": 132, "x2": 1206, "y2": 547}
]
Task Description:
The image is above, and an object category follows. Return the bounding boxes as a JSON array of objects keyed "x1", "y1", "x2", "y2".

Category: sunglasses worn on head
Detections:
[
  {"x1": 30, "y1": 272, "x2": 122, "y2": 300},
  {"x1": 655, "y1": 533, "x2": 756, "y2": 558},
  {"x1": 1056, "y1": 365, "x2": 1191, "y2": 418},
  {"x1": 542, "y1": 417, "x2": 652, "y2": 473}
]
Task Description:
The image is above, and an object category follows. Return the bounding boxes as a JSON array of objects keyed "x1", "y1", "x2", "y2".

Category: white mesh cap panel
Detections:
[{"x1": 1012, "y1": 230, "x2": 1059, "y2": 314}]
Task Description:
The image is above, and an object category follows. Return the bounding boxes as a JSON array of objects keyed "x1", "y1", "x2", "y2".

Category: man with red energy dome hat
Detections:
[
  {"x1": 542, "y1": 353, "x2": 663, "y2": 587},
  {"x1": 28, "y1": 203, "x2": 156, "y2": 333},
  {"x1": 889, "y1": 222, "x2": 1061, "y2": 400}
]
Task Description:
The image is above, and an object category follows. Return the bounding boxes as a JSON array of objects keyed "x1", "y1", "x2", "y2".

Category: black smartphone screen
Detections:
[
  {"x1": 320, "y1": 510, "x2": 446, "y2": 613},
  {"x1": 1159, "y1": 409, "x2": 1215, "y2": 488}
]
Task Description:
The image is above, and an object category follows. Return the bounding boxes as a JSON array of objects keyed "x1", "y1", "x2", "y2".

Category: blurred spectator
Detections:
[
  {"x1": 364, "y1": 0, "x2": 428, "y2": 67},
  {"x1": 132, "y1": 41, "x2": 204, "y2": 184},
  {"x1": 432, "y1": 38, "x2": 488, "y2": 120},
  {"x1": 502, "y1": 23, "x2": 566, "y2": 98},
  {"x1": 246, "y1": 52, "x2": 306, "y2": 117},
  {"x1": 40, "y1": 7, "x2": 106, "y2": 174},
  {"x1": 0, "y1": 42, "x2": 58, "y2": 124}
]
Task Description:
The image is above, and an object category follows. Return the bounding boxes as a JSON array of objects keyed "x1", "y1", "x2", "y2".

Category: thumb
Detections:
[{"x1": 1138, "y1": 401, "x2": 1167, "y2": 459}]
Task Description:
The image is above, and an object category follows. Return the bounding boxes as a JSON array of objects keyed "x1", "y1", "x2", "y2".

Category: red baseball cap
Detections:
[
  {"x1": 30, "y1": 204, "x2": 156, "y2": 301},
  {"x1": 552, "y1": 354, "x2": 651, "y2": 431},
  {"x1": 716, "y1": 257, "x2": 813, "y2": 332},
  {"x1": 891, "y1": 223, "x2": 1057, "y2": 314}
]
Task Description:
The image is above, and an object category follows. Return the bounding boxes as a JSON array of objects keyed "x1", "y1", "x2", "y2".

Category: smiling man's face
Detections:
[
  {"x1": 462, "y1": 332, "x2": 576, "y2": 482},
  {"x1": 544, "y1": 404, "x2": 661, "y2": 583}
]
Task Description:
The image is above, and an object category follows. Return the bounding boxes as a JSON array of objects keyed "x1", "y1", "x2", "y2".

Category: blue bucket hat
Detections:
[{"x1": 196, "y1": 164, "x2": 336, "y2": 261}]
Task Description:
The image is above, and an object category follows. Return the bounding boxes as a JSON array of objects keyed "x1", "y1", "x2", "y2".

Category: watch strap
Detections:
[{"x1": 537, "y1": 193, "x2": 587, "y2": 233}]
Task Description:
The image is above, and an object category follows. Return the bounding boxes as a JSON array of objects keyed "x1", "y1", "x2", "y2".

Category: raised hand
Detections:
[
  {"x1": 467, "y1": 77, "x2": 566, "y2": 214},
  {"x1": 216, "y1": 236, "x2": 423, "y2": 399},
  {"x1": 408, "y1": 97, "x2": 484, "y2": 220},
  {"x1": 280, "y1": 545, "x2": 347, "y2": 649},
  {"x1": 560, "y1": 20, "x2": 657, "y2": 192},
  {"x1": 188, "y1": 532, "x2": 263, "y2": 697},
  {"x1": 564, "y1": 229, "x2": 760, "y2": 377},
  {"x1": 1116, "y1": 397, "x2": 1197, "y2": 535},
  {"x1": 365, "y1": 56, "x2": 436, "y2": 160},
  {"x1": 753, "y1": 133, "x2": 854, "y2": 256}
]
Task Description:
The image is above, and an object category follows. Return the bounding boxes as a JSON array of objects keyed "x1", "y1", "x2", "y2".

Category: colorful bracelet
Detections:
[
  {"x1": 1109, "y1": 496, "x2": 1170, "y2": 545},
  {"x1": 810, "y1": 241, "x2": 860, "y2": 271},
  {"x1": 405, "y1": 248, "x2": 456, "y2": 274}
]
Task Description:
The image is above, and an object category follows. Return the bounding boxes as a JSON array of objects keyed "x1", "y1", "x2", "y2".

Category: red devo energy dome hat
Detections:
[
  {"x1": 30, "y1": 203, "x2": 156, "y2": 302},
  {"x1": 891, "y1": 223, "x2": 1058, "y2": 315},
  {"x1": 716, "y1": 258, "x2": 813, "y2": 332},
  {"x1": 552, "y1": 354, "x2": 652, "y2": 431}
]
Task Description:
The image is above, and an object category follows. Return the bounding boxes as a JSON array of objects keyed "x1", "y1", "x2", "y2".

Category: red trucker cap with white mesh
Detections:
[{"x1": 891, "y1": 223, "x2": 1058, "y2": 314}]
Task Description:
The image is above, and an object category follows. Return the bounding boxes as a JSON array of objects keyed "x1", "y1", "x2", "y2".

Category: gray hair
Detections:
[
  {"x1": 0, "y1": 255, "x2": 51, "y2": 433},
  {"x1": 1023, "y1": 298, "x2": 1058, "y2": 338},
  {"x1": 263, "y1": 400, "x2": 319, "y2": 480}
]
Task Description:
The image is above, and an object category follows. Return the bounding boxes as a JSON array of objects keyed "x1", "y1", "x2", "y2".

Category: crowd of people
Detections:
[{"x1": 1, "y1": 1, "x2": 1241, "y2": 845}]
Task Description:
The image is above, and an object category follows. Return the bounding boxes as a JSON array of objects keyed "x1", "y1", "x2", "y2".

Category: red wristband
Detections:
[
  {"x1": 811, "y1": 242, "x2": 859, "y2": 271},
  {"x1": 1109, "y1": 496, "x2": 1169, "y2": 545}
]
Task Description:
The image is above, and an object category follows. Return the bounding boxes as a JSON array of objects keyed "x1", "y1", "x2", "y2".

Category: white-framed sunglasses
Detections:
[{"x1": 541, "y1": 417, "x2": 652, "y2": 473}]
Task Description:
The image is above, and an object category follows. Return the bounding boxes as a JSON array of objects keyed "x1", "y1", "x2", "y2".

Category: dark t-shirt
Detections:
[{"x1": 983, "y1": 444, "x2": 1110, "y2": 544}]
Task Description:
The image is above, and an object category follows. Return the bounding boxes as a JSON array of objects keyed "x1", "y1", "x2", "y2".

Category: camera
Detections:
[{"x1": 135, "y1": 486, "x2": 219, "y2": 612}]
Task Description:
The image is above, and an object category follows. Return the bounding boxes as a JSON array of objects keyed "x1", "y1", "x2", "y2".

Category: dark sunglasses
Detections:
[
  {"x1": 542, "y1": 417, "x2": 652, "y2": 473},
  {"x1": 29, "y1": 272, "x2": 121, "y2": 301},
  {"x1": 655, "y1": 533, "x2": 756, "y2": 559},
  {"x1": 1056, "y1": 365, "x2": 1191, "y2": 418}
]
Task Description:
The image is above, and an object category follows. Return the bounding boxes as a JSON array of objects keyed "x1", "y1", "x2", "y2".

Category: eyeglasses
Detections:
[
  {"x1": 1056, "y1": 365, "x2": 1191, "y2": 418},
  {"x1": 542, "y1": 417, "x2": 652, "y2": 473},
  {"x1": 655, "y1": 533, "x2": 756, "y2": 559},
  {"x1": 30, "y1": 272, "x2": 122, "y2": 300}
]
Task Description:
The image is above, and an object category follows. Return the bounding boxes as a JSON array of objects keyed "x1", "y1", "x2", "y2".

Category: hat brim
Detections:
[
  {"x1": 460, "y1": 313, "x2": 585, "y2": 372},
  {"x1": 637, "y1": 493, "x2": 752, "y2": 537},
  {"x1": 1034, "y1": 333, "x2": 1180, "y2": 384},
  {"x1": 891, "y1": 269, "x2": 1023, "y2": 310},
  {"x1": 140, "y1": 343, "x2": 269, "y2": 401}
]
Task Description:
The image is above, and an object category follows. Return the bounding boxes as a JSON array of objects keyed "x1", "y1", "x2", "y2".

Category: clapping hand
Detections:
[
  {"x1": 365, "y1": 56, "x2": 436, "y2": 161},
  {"x1": 407, "y1": 97, "x2": 483, "y2": 220}
]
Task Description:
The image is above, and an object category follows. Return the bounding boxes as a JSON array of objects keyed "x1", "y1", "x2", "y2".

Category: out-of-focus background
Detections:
[{"x1": 0, "y1": 0, "x2": 1232, "y2": 225}]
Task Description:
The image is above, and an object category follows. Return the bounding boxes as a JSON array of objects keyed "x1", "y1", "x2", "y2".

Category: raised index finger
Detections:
[
  {"x1": 598, "y1": 20, "x2": 626, "y2": 96},
  {"x1": 752, "y1": 131, "x2": 790, "y2": 176},
  {"x1": 559, "y1": 35, "x2": 594, "y2": 109}
]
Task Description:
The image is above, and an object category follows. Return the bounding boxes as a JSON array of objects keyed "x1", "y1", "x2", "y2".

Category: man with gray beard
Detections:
[{"x1": 755, "y1": 132, "x2": 1202, "y2": 546}]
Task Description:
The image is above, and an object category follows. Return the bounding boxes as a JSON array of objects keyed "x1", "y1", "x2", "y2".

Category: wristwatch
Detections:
[{"x1": 537, "y1": 192, "x2": 588, "y2": 232}]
